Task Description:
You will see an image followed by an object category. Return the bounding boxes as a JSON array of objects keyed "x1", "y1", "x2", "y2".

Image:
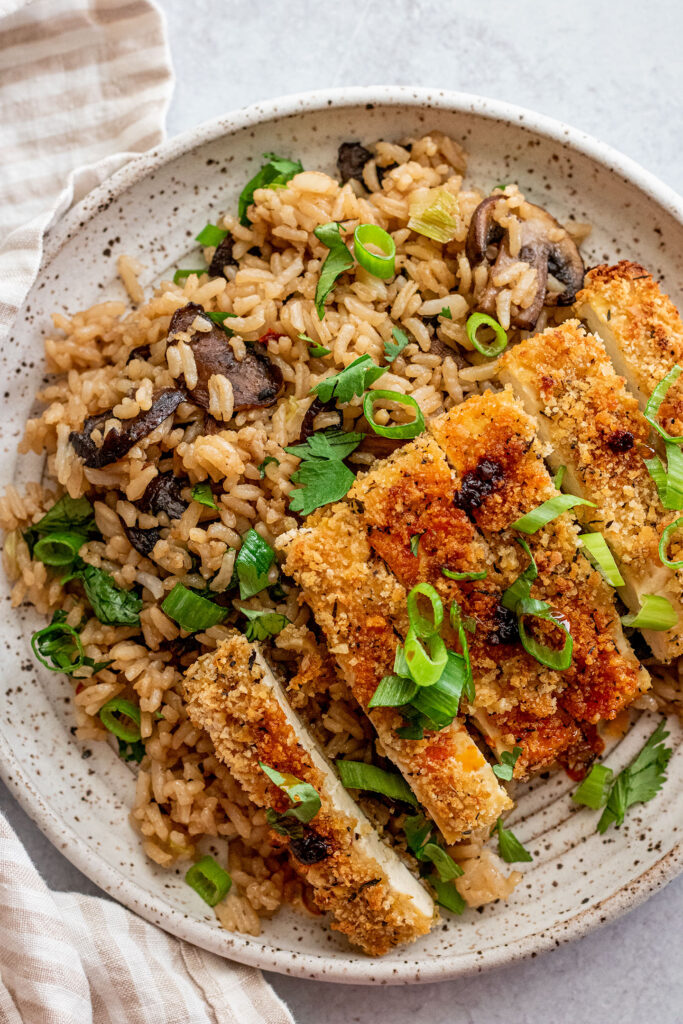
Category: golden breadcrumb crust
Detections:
[
  {"x1": 184, "y1": 633, "x2": 434, "y2": 956},
  {"x1": 428, "y1": 391, "x2": 649, "y2": 743},
  {"x1": 576, "y1": 260, "x2": 683, "y2": 436},
  {"x1": 499, "y1": 320, "x2": 683, "y2": 662},
  {"x1": 283, "y1": 502, "x2": 512, "y2": 840}
]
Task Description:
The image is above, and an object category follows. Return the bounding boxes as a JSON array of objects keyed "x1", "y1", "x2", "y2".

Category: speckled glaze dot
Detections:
[{"x1": 1, "y1": 87, "x2": 683, "y2": 986}]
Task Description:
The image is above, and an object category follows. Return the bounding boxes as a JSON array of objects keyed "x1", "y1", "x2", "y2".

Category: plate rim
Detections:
[{"x1": 4, "y1": 84, "x2": 683, "y2": 985}]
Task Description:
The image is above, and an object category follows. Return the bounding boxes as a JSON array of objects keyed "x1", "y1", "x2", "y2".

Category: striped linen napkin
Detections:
[{"x1": 0, "y1": 3, "x2": 295, "y2": 1021}]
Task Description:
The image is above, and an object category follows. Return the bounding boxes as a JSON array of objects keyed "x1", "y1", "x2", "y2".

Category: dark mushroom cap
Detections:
[
  {"x1": 167, "y1": 303, "x2": 283, "y2": 416},
  {"x1": 337, "y1": 142, "x2": 373, "y2": 185},
  {"x1": 69, "y1": 388, "x2": 187, "y2": 469},
  {"x1": 208, "y1": 236, "x2": 237, "y2": 279},
  {"x1": 466, "y1": 196, "x2": 585, "y2": 330},
  {"x1": 138, "y1": 472, "x2": 187, "y2": 520}
]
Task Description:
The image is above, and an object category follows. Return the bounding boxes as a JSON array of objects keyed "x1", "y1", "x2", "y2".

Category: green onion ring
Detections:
[
  {"x1": 31, "y1": 620, "x2": 86, "y2": 673},
  {"x1": 99, "y1": 698, "x2": 142, "y2": 743},
  {"x1": 353, "y1": 224, "x2": 396, "y2": 280},
  {"x1": 659, "y1": 517, "x2": 683, "y2": 569},
  {"x1": 571, "y1": 763, "x2": 613, "y2": 809},
  {"x1": 511, "y1": 493, "x2": 596, "y2": 533},
  {"x1": 33, "y1": 531, "x2": 86, "y2": 567},
  {"x1": 404, "y1": 626, "x2": 448, "y2": 687},
  {"x1": 406, "y1": 582, "x2": 444, "y2": 638},
  {"x1": 185, "y1": 855, "x2": 232, "y2": 906},
  {"x1": 644, "y1": 365, "x2": 683, "y2": 443},
  {"x1": 516, "y1": 598, "x2": 573, "y2": 671},
  {"x1": 363, "y1": 389, "x2": 425, "y2": 439},
  {"x1": 161, "y1": 583, "x2": 228, "y2": 633},
  {"x1": 579, "y1": 532, "x2": 625, "y2": 587},
  {"x1": 465, "y1": 312, "x2": 508, "y2": 358}
]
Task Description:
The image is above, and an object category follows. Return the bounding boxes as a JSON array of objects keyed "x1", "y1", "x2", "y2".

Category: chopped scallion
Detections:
[
  {"x1": 579, "y1": 532, "x2": 625, "y2": 587},
  {"x1": 659, "y1": 516, "x2": 683, "y2": 569},
  {"x1": 511, "y1": 494, "x2": 595, "y2": 533},
  {"x1": 31, "y1": 613, "x2": 86, "y2": 674},
  {"x1": 353, "y1": 223, "x2": 396, "y2": 279},
  {"x1": 368, "y1": 674, "x2": 418, "y2": 709},
  {"x1": 161, "y1": 582, "x2": 227, "y2": 633},
  {"x1": 335, "y1": 759, "x2": 417, "y2": 806},
  {"x1": 185, "y1": 855, "x2": 232, "y2": 906},
  {"x1": 644, "y1": 364, "x2": 683, "y2": 443},
  {"x1": 99, "y1": 698, "x2": 141, "y2": 743},
  {"x1": 441, "y1": 566, "x2": 487, "y2": 582},
  {"x1": 195, "y1": 223, "x2": 228, "y2": 247},
  {"x1": 620, "y1": 594, "x2": 677, "y2": 631},
  {"x1": 409, "y1": 531, "x2": 424, "y2": 557},
  {"x1": 407, "y1": 187, "x2": 460, "y2": 243},
  {"x1": 363, "y1": 389, "x2": 425, "y2": 439},
  {"x1": 572, "y1": 763, "x2": 613, "y2": 809},
  {"x1": 173, "y1": 268, "x2": 205, "y2": 284},
  {"x1": 553, "y1": 465, "x2": 566, "y2": 489},
  {"x1": 33, "y1": 531, "x2": 86, "y2": 568},
  {"x1": 406, "y1": 582, "x2": 443, "y2": 638},
  {"x1": 404, "y1": 626, "x2": 448, "y2": 687},
  {"x1": 465, "y1": 312, "x2": 508, "y2": 358}
]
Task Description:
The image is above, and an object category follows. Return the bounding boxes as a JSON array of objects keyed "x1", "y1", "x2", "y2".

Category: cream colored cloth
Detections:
[{"x1": 0, "y1": 3, "x2": 295, "y2": 1021}]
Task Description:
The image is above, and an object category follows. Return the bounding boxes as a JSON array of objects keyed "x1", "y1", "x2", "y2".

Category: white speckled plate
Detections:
[{"x1": 2, "y1": 87, "x2": 683, "y2": 985}]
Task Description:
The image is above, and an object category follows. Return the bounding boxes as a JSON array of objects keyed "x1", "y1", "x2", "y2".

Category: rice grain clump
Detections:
[{"x1": 3, "y1": 132, "x2": 596, "y2": 950}]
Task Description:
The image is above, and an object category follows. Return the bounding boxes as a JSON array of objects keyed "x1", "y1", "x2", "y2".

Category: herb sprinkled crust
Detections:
[
  {"x1": 184, "y1": 633, "x2": 434, "y2": 956},
  {"x1": 499, "y1": 320, "x2": 683, "y2": 662},
  {"x1": 282, "y1": 503, "x2": 512, "y2": 841},
  {"x1": 428, "y1": 391, "x2": 649, "y2": 741},
  {"x1": 576, "y1": 261, "x2": 683, "y2": 435}
]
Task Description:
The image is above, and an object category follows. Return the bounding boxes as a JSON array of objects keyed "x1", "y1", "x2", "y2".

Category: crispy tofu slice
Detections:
[
  {"x1": 282, "y1": 502, "x2": 512, "y2": 841},
  {"x1": 575, "y1": 261, "x2": 683, "y2": 436},
  {"x1": 499, "y1": 321, "x2": 683, "y2": 661},
  {"x1": 348, "y1": 435, "x2": 585, "y2": 776},
  {"x1": 428, "y1": 389, "x2": 650, "y2": 724},
  {"x1": 184, "y1": 633, "x2": 434, "y2": 956}
]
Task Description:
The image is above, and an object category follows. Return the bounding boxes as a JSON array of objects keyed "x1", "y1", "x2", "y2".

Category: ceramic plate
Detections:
[{"x1": 2, "y1": 87, "x2": 683, "y2": 985}]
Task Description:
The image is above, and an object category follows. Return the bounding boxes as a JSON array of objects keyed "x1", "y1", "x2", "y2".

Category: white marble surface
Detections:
[{"x1": 3, "y1": 0, "x2": 683, "y2": 1020}]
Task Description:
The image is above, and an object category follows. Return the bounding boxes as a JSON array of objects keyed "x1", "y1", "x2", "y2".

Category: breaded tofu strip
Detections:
[
  {"x1": 575, "y1": 261, "x2": 683, "y2": 435},
  {"x1": 283, "y1": 502, "x2": 512, "y2": 841},
  {"x1": 184, "y1": 633, "x2": 434, "y2": 955},
  {"x1": 499, "y1": 321, "x2": 683, "y2": 661},
  {"x1": 428, "y1": 390, "x2": 650, "y2": 728},
  {"x1": 348, "y1": 435, "x2": 587, "y2": 777}
]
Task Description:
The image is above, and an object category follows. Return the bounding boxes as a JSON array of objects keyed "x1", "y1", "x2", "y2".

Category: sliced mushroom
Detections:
[
  {"x1": 337, "y1": 142, "x2": 373, "y2": 184},
  {"x1": 69, "y1": 388, "x2": 187, "y2": 469},
  {"x1": 123, "y1": 523, "x2": 162, "y2": 557},
  {"x1": 168, "y1": 303, "x2": 283, "y2": 417},
  {"x1": 208, "y1": 236, "x2": 237, "y2": 278},
  {"x1": 466, "y1": 196, "x2": 585, "y2": 330},
  {"x1": 138, "y1": 472, "x2": 187, "y2": 520}
]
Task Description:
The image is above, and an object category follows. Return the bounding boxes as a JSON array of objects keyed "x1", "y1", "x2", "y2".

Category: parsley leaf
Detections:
[
  {"x1": 238, "y1": 153, "x2": 303, "y2": 226},
  {"x1": 64, "y1": 561, "x2": 142, "y2": 626},
  {"x1": 299, "y1": 332, "x2": 331, "y2": 358},
  {"x1": 440, "y1": 307, "x2": 453, "y2": 320},
  {"x1": 241, "y1": 608, "x2": 288, "y2": 642},
  {"x1": 493, "y1": 746, "x2": 522, "y2": 781},
  {"x1": 313, "y1": 222, "x2": 354, "y2": 318},
  {"x1": 597, "y1": 720, "x2": 672, "y2": 833},
  {"x1": 258, "y1": 456, "x2": 280, "y2": 478},
  {"x1": 285, "y1": 428, "x2": 364, "y2": 516},
  {"x1": 495, "y1": 818, "x2": 533, "y2": 863},
  {"x1": 383, "y1": 327, "x2": 411, "y2": 362},
  {"x1": 310, "y1": 354, "x2": 386, "y2": 404},
  {"x1": 118, "y1": 737, "x2": 146, "y2": 763},
  {"x1": 191, "y1": 482, "x2": 218, "y2": 509}
]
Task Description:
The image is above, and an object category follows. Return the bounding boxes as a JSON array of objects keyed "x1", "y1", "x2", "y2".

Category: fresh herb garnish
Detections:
[
  {"x1": 118, "y1": 737, "x2": 146, "y2": 763},
  {"x1": 195, "y1": 223, "x2": 228, "y2": 247},
  {"x1": 596, "y1": 720, "x2": 672, "y2": 833},
  {"x1": 493, "y1": 746, "x2": 522, "y2": 781},
  {"x1": 258, "y1": 456, "x2": 280, "y2": 478},
  {"x1": 24, "y1": 494, "x2": 97, "y2": 553},
  {"x1": 363, "y1": 389, "x2": 424, "y2": 439},
  {"x1": 241, "y1": 607, "x2": 288, "y2": 642},
  {"x1": 466, "y1": 312, "x2": 508, "y2": 358},
  {"x1": 313, "y1": 222, "x2": 354, "y2": 318},
  {"x1": 553, "y1": 464, "x2": 566, "y2": 489},
  {"x1": 571, "y1": 763, "x2": 613, "y2": 809},
  {"x1": 409, "y1": 531, "x2": 424, "y2": 557},
  {"x1": 384, "y1": 327, "x2": 411, "y2": 363},
  {"x1": 234, "y1": 529, "x2": 276, "y2": 599},
  {"x1": 260, "y1": 763, "x2": 321, "y2": 835},
  {"x1": 205, "y1": 311, "x2": 237, "y2": 336},
  {"x1": 173, "y1": 268, "x2": 205, "y2": 284},
  {"x1": 644, "y1": 364, "x2": 683, "y2": 443},
  {"x1": 99, "y1": 698, "x2": 141, "y2": 743},
  {"x1": 441, "y1": 566, "x2": 487, "y2": 582},
  {"x1": 579, "y1": 532, "x2": 624, "y2": 587},
  {"x1": 64, "y1": 561, "x2": 142, "y2": 626},
  {"x1": 299, "y1": 332, "x2": 331, "y2": 357},
  {"x1": 511, "y1": 494, "x2": 596, "y2": 533},
  {"x1": 495, "y1": 818, "x2": 533, "y2": 863},
  {"x1": 501, "y1": 539, "x2": 573, "y2": 670},
  {"x1": 238, "y1": 153, "x2": 303, "y2": 226},
  {"x1": 311, "y1": 353, "x2": 386, "y2": 404},
  {"x1": 645, "y1": 441, "x2": 683, "y2": 510},
  {"x1": 353, "y1": 223, "x2": 396, "y2": 279},
  {"x1": 185, "y1": 855, "x2": 232, "y2": 907},
  {"x1": 336, "y1": 759, "x2": 417, "y2": 806},
  {"x1": 404, "y1": 812, "x2": 465, "y2": 912},
  {"x1": 620, "y1": 594, "x2": 677, "y2": 631},
  {"x1": 285, "y1": 427, "x2": 364, "y2": 516},
  {"x1": 440, "y1": 307, "x2": 453, "y2": 320},
  {"x1": 162, "y1": 582, "x2": 227, "y2": 632},
  {"x1": 191, "y1": 482, "x2": 218, "y2": 510}
]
